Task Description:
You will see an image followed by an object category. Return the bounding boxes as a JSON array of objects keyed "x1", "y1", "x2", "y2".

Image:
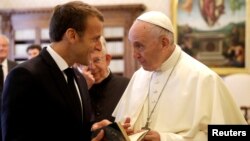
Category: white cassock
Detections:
[{"x1": 113, "y1": 45, "x2": 247, "y2": 141}]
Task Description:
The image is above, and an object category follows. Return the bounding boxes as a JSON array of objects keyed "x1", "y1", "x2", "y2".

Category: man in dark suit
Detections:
[
  {"x1": 0, "y1": 34, "x2": 18, "y2": 92},
  {"x1": 1, "y1": 1, "x2": 104, "y2": 141},
  {"x1": 0, "y1": 34, "x2": 18, "y2": 141}
]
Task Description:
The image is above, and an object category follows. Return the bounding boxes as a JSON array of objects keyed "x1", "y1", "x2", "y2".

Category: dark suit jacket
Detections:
[
  {"x1": 0, "y1": 59, "x2": 17, "y2": 92},
  {"x1": 0, "y1": 59, "x2": 18, "y2": 141},
  {"x1": 89, "y1": 72, "x2": 129, "y2": 122},
  {"x1": 7, "y1": 60, "x2": 18, "y2": 73},
  {"x1": 1, "y1": 49, "x2": 93, "y2": 141}
]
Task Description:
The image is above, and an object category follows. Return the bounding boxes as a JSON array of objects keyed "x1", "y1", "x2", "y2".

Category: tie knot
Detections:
[{"x1": 64, "y1": 68, "x2": 75, "y2": 78}]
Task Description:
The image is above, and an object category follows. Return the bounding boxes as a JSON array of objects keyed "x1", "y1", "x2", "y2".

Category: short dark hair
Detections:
[
  {"x1": 26, "y1": 44, "x2": 42, "y2": 53},
  {"x1": 49, "y1": 1, "x2": 104, "y2": 42}
]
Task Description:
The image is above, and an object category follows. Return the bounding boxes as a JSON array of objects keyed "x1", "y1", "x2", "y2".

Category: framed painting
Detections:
[{"x1": 171, "y1": 0, "x2": 250, "y2": 75}]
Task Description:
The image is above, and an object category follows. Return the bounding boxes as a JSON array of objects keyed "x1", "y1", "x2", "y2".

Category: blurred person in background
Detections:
[
  {"x1": 0, "y1": 34, "x2": 18, "y2": 141},
  {"x1": 78, "y1": 36, "x2": 130, "y2": 122},
  {"x1": 26, "y1": 44, "x2": 42, "y2": 59}
]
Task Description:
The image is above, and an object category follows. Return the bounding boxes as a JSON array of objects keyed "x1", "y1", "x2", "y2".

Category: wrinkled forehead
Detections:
[
  {"x1": 129, "y1": 20, "x2": 155, "y2": 41},
  {"x1": 130, "y1": 20, "x2": 153, "y2": 32},
  {"x1": 0, "y1": 37, "x2": 9, "y2": 45}
]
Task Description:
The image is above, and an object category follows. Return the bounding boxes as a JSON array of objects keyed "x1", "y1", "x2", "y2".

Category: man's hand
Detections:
[
  {"x1": 75, "y1": 64, "x2": 95, "y2": 89},
  {"x1": 122, "y1": 117, "x2": 134, "y2": 135},
  {"x1": 91, "y1": 129, "x2": 104, "y2": 141},
  {"x1": 91, "y1": 119, "x2": 112, "y2": 131},
  {"x1": 81, "y1": 66, "x2": 95, "y2": 89},
  {"x1": 91, "y1": 119, "x2": 112, "y2": 141},
  {"x1": 142, "y1": 130, "x2": 160, "y2": 141}
]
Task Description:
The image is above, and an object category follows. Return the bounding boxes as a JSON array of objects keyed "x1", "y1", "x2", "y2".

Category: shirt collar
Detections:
[
  {"x1": 46, "y1": 45, "x2": 69, "y2": 71},
  {"x1": 1, "y1": 59, "x2": 7, "y2": 67}
]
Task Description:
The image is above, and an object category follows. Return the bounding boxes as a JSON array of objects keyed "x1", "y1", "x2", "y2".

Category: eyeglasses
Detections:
[{"x1": 89, "y1": 56, "x2": 105, "y2": 65}]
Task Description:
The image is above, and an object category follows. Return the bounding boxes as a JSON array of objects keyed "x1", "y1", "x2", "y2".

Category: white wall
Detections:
[{"x1": 0, "y1": 0, "x2": 172, "y2": 17}]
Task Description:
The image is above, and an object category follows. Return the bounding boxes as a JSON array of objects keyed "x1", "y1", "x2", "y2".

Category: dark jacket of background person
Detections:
[
  {"x1": 0, "y1": 34, "x2": 18, "y2": 141},
  {"x1": 89, "y1": 72, "x2": 129, "y2": 122},
  {"x1": 0, "y1": 60, "x2": 17, "y2": 93},
  {"x1": 0, "y1": 60, "x2": 17, "y2": 141}
]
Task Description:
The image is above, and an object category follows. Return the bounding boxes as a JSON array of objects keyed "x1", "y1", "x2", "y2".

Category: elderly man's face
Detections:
[
  {"x1": 88, "y1": 50, "x2": 111, "y2": 84},
  {"x1": 0, "y1": 36, "x2": 9, "y2": 62},
  {"x1": 128, "y1": 21, "x2": 164, "y2": 71}
]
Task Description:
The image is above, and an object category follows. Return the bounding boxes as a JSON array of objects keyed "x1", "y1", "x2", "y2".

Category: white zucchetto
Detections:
[{"x1": 137, "y1": 11, "x2": 174, "y2": 33}]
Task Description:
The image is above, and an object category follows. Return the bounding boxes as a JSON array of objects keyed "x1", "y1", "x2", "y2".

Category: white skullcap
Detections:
[{"x1": 137, "y1": 11, "x2": 174, "y2": 33}]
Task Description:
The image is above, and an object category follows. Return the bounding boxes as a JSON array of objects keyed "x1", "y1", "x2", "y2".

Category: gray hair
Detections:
[
  {"x1": 0, "y1": 34, "x2": 10, "y2": 44},
  {"x1": 100, "y1": 36, "x2": 108, "y2": 54},
  {"x1": 151, "y1": 25, "x2": 174, "y2": 46}
]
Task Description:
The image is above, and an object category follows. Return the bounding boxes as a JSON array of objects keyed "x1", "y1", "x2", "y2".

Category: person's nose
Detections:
[
  {"x1": 94, "y1": 40, "x2": 102, "y2": 51},
  {"x1": 133, "y1": 49, "x2": 140, "y2": 59}
]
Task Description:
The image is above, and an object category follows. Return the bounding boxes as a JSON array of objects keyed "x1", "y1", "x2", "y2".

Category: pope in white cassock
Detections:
[{"x1": 112, "y1": 11, "x2": 247, "y2": 141}]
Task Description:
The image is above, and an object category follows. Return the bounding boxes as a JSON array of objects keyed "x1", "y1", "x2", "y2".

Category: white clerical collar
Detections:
[{"x1": 157, "y1": 45, "x2": 181, "y2": 72}]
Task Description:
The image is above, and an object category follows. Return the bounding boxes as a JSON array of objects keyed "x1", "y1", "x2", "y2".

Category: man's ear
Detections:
[
  {"x1": 105, "y1": 54, "x2": 112, "y2": 66},
  {"x1": 65, "y1": 28, "x2": 78, "y2": 43},
  {"x1": 161, "y1": 35, "x2": 170, "y2": 49}
]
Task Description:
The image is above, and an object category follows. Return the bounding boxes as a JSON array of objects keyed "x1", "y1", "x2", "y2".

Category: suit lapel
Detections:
[
  {"x1": 7, "y1": 60, "x2": 18, "y2": 72},
  {"x1": 74, "y1": 69, "x2": 93, "y2": 122},
  {"x1": 40, "y1": 49, "x2": 83, "y2": 121}
]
